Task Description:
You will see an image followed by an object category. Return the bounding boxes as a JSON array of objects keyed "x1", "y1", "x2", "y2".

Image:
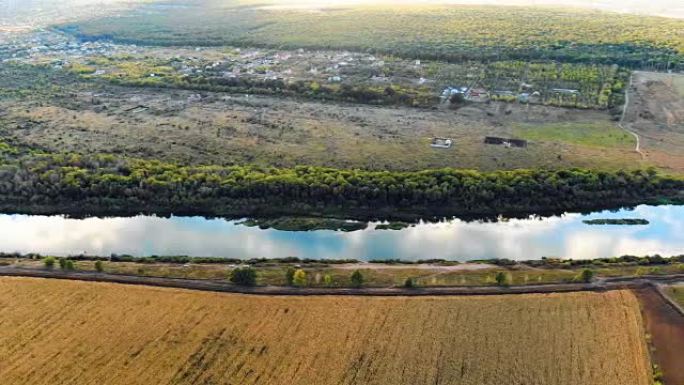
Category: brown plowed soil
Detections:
[{"x1": 634, "y1": 286, "x2": 684, "y2": 385}]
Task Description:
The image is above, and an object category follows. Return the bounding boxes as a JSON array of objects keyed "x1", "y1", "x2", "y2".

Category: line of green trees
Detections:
[{"x1": 0, "y1": 153, "x2": 682, "y2": 220}]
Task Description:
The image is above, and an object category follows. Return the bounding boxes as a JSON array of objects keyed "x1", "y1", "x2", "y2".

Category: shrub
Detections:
[
  {"x1": 292, "y1": 269, "x2": 307, "y2": 287},
  {"x1": 65, "y1": 260, "x2": 75, "y2": 270},
  {"x1": 59, "y1": 258, "x2": 67, "y2": 270},
  {"x1": 230, "y1": 267, "x2": 257, "y2": 286},
  {"x1": 581, "y1": 269, "x2": 595, "y2": 283},
  {"x1": 94, "y1": 260, "x2": 104, "y2": 272},
  {"x1": 404, "y1": 277, "x2": 415, "y2": 288},
  {"x1": 350, "y1": 270, "x2": 364, "y2": 288},
  {"x1": 495, "y1": 271, "x2": 509, "y2": 286},
  {"x1": 323, "y1": 274, "x2": 333, "y2": 286},
  {"x1": 285, "y1": 267, "x2": 296, "y2": 286},
  {"x1": 43, "y1": 256, "x2": 56, "y2": 269}
]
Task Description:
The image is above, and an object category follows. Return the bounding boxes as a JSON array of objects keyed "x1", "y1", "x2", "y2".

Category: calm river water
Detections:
[{"x1": 1, "y1": 205, "x2": 683, "y2": 261}]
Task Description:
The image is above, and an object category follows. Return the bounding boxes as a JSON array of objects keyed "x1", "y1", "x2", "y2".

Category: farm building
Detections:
[
  {"x1": 552, "y1": 88, "x2": 580, "y2": 95},
  {"x1": 484, "y1": 136, "x2": 528, "y2": 148},
  {"x1": 466, "y1": 87, "x2": 489, "y2": 102},
  {"x1": 431, "y1": 137, "x2": 453, "y2": 149},
  {"x1": 441, "y1": 86, "x2": 469, "y2": 103}
]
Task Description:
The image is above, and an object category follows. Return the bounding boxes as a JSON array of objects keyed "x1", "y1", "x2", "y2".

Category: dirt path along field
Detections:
[{"x1": 0, "y1": 277, "x2": 652, "y2": 385}]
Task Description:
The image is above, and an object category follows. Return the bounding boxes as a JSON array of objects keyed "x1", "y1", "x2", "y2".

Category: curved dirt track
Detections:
[{"x1": 619, "y1": 72, "x2": 645, "y2": 159}]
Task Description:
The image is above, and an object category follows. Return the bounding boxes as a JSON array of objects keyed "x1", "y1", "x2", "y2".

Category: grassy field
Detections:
[
  {"x1": 665, "y1": 284, "x2": 684, "y2": 308},
  {"x1": 5, "y1": 257, "x2": 683, "y2": 287},
  {"x1": 0, "y1": 277, "x2": 652, "y2": 385},
  {"x1": 0, "y1": 65, "x2": 648, "y2": 173},
  {"x1": 513, "y1": 121, "x2": 635, "y2": 149}
]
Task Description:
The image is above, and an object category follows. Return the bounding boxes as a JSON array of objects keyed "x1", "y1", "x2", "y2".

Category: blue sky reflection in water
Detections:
[{"x1": 0, "y1": 205, "x2": 682, "y2": 261}]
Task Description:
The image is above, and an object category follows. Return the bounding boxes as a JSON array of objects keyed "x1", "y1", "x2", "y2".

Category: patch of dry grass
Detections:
[{"x1": 0, "y1": 277, "x2": 651, "y2": 385}]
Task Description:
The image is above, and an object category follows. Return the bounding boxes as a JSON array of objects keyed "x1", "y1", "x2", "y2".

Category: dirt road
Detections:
[{"x1": 634, "y1": 286, "x2": 684, "y2": 385}]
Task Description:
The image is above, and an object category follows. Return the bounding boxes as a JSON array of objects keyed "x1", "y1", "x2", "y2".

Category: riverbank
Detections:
[
  {"x1": 2, "y1": 253, "x2": 682, "y2": 289},
  {"x1": 1, "y1": 265, "x2": 683, "y2": 296},
  {"x1": 2, "y1": 150, "x2": 683, "y2": 222}
]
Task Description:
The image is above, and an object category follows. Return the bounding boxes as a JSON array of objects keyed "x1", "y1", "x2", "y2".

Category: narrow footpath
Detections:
[{"x1": 619, "y1": 73, "x2": 645, "y2": 159}]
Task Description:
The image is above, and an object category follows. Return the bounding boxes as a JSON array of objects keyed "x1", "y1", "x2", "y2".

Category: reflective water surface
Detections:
[{"x1": 1, "y1": 205, "x2": 682, "y2": 261}]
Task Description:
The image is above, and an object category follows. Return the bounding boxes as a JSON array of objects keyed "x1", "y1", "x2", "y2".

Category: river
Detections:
[{"x1": 0, "y1": 204, "x2": 682, "y2": 261}]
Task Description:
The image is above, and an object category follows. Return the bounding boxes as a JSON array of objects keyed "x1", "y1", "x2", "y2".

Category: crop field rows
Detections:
[{"x1": 0, "y1": 277, "x2": 652, "y2": 385}]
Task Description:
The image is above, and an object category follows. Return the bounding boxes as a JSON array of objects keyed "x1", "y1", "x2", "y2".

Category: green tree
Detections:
[
  {"x1": 581, "y1": 269, "x2": 595, "y2": 283},
  {"x1": 285, "y1": 267, "x2": 296, "y2": 286},
  {"x1": 495, "y1": 271, "x2": 509, "y2": 286},
  {"x1": 404, "y1": 277, "x2": 415, "y2": 288},
  {"x1": 350, "y1": 270, "x2": 364, "y2": 288},
  {"x1": 65, "y1": 260, "x2": 75, "y2": 270},
  {"x1": 58, "y1": 258, "x2": 67, "y2": 270},
  {"x1": 449, "y1": 92, "x2": 466, "y2": 107},
  {"x1": 95, "y1": 260, "x2": 104, "y2": 272},
  {"x1": 43, "y1": 256, "x2": 56, "y2": 269},
  {"x1": 323, "y1": 274, "x2": 333, "y2": 286},
  {"x1": 230, "y1": 267, "x2": 257, "y2": 286},
  {"x1": 292, "y1": 269, "x2": 308, "y2": 287}
]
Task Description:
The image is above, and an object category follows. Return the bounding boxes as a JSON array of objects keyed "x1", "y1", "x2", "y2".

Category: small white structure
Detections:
[
  {"x1": 328, "y1": 76, "x2": 342, "y2": 83},
  {"x1": 187, "y1": 94, "x2": 202, "y2": 103},
  {"x1": 441, "y1": 86, "x2": 466, "y2": 101},
  {"x1": 430, "y1": 137, "x2": 453, "y2": 149},
  {"x1": 552, "y1": 88, "x2": 580, "y2": 95}
]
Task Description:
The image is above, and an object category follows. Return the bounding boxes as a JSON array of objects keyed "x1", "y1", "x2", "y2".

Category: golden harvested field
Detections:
[{"x1": 0, "y1": 277, "x2": 651, "y2": 385}]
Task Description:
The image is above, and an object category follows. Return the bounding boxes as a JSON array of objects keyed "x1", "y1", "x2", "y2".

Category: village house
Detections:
[{"x1": 430, "y1": 137, "x2": 453, "y2": 149}]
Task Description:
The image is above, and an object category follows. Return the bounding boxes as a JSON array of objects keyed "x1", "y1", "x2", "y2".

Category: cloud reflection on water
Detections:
[{"x1": 0, "y1": 205, "x2": 682, "y2": 260}]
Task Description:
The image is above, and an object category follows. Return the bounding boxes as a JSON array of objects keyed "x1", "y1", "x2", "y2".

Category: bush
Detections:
[
  {"x1": 404, "y1": 277, "x2": 415, "y2": 288},
  {"x1": 65, "y1": 260, "x2": 75, "y2": 270},
  {"x1": 285, "y1": 267, "x2": 296, "y2": 286},
  {"x1": 43, "y1": 256, "x2": 56, "y2": 269},
  {"x1": 581, "y1": 269, "x2": 595, "y2": 283},
  {"x1": 350, "y1": 270, "x2": 364, "y2": 288},
  {"x1": 58, "y1": 258, "x2": 67, "y2": 270},
  {"x1": 292, "y1": 269, "x2": 307, "y2": 287},
  {"x1": 94, "y1": 260, "x2": 104, "y2": 272},
  {"x1": 495, "y1": 271, "x2": 509, "y2": 286},
  {"x1": 323, "y1": 274, "x2": 333, "y2": 286},
  {"x1": 230, "y1": 267, "x2": 257, "y2": 286}
]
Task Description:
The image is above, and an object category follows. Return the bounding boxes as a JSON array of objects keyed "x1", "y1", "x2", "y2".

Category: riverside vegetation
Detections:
[
  {"x1": 0, "y1": 151, "x2": 682, "y2": 219},
  {"x1": 2, "y1": 252, "x2": 682, "y2": 288}
]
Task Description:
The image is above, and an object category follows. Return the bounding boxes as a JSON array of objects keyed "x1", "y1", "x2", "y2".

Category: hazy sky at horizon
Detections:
[
  {"x1": 1, "y1": 0, "x2": 682, "y2": 20},
  {"x1": 260, "y1": 0, "x2": 683, "y2": 17}
]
